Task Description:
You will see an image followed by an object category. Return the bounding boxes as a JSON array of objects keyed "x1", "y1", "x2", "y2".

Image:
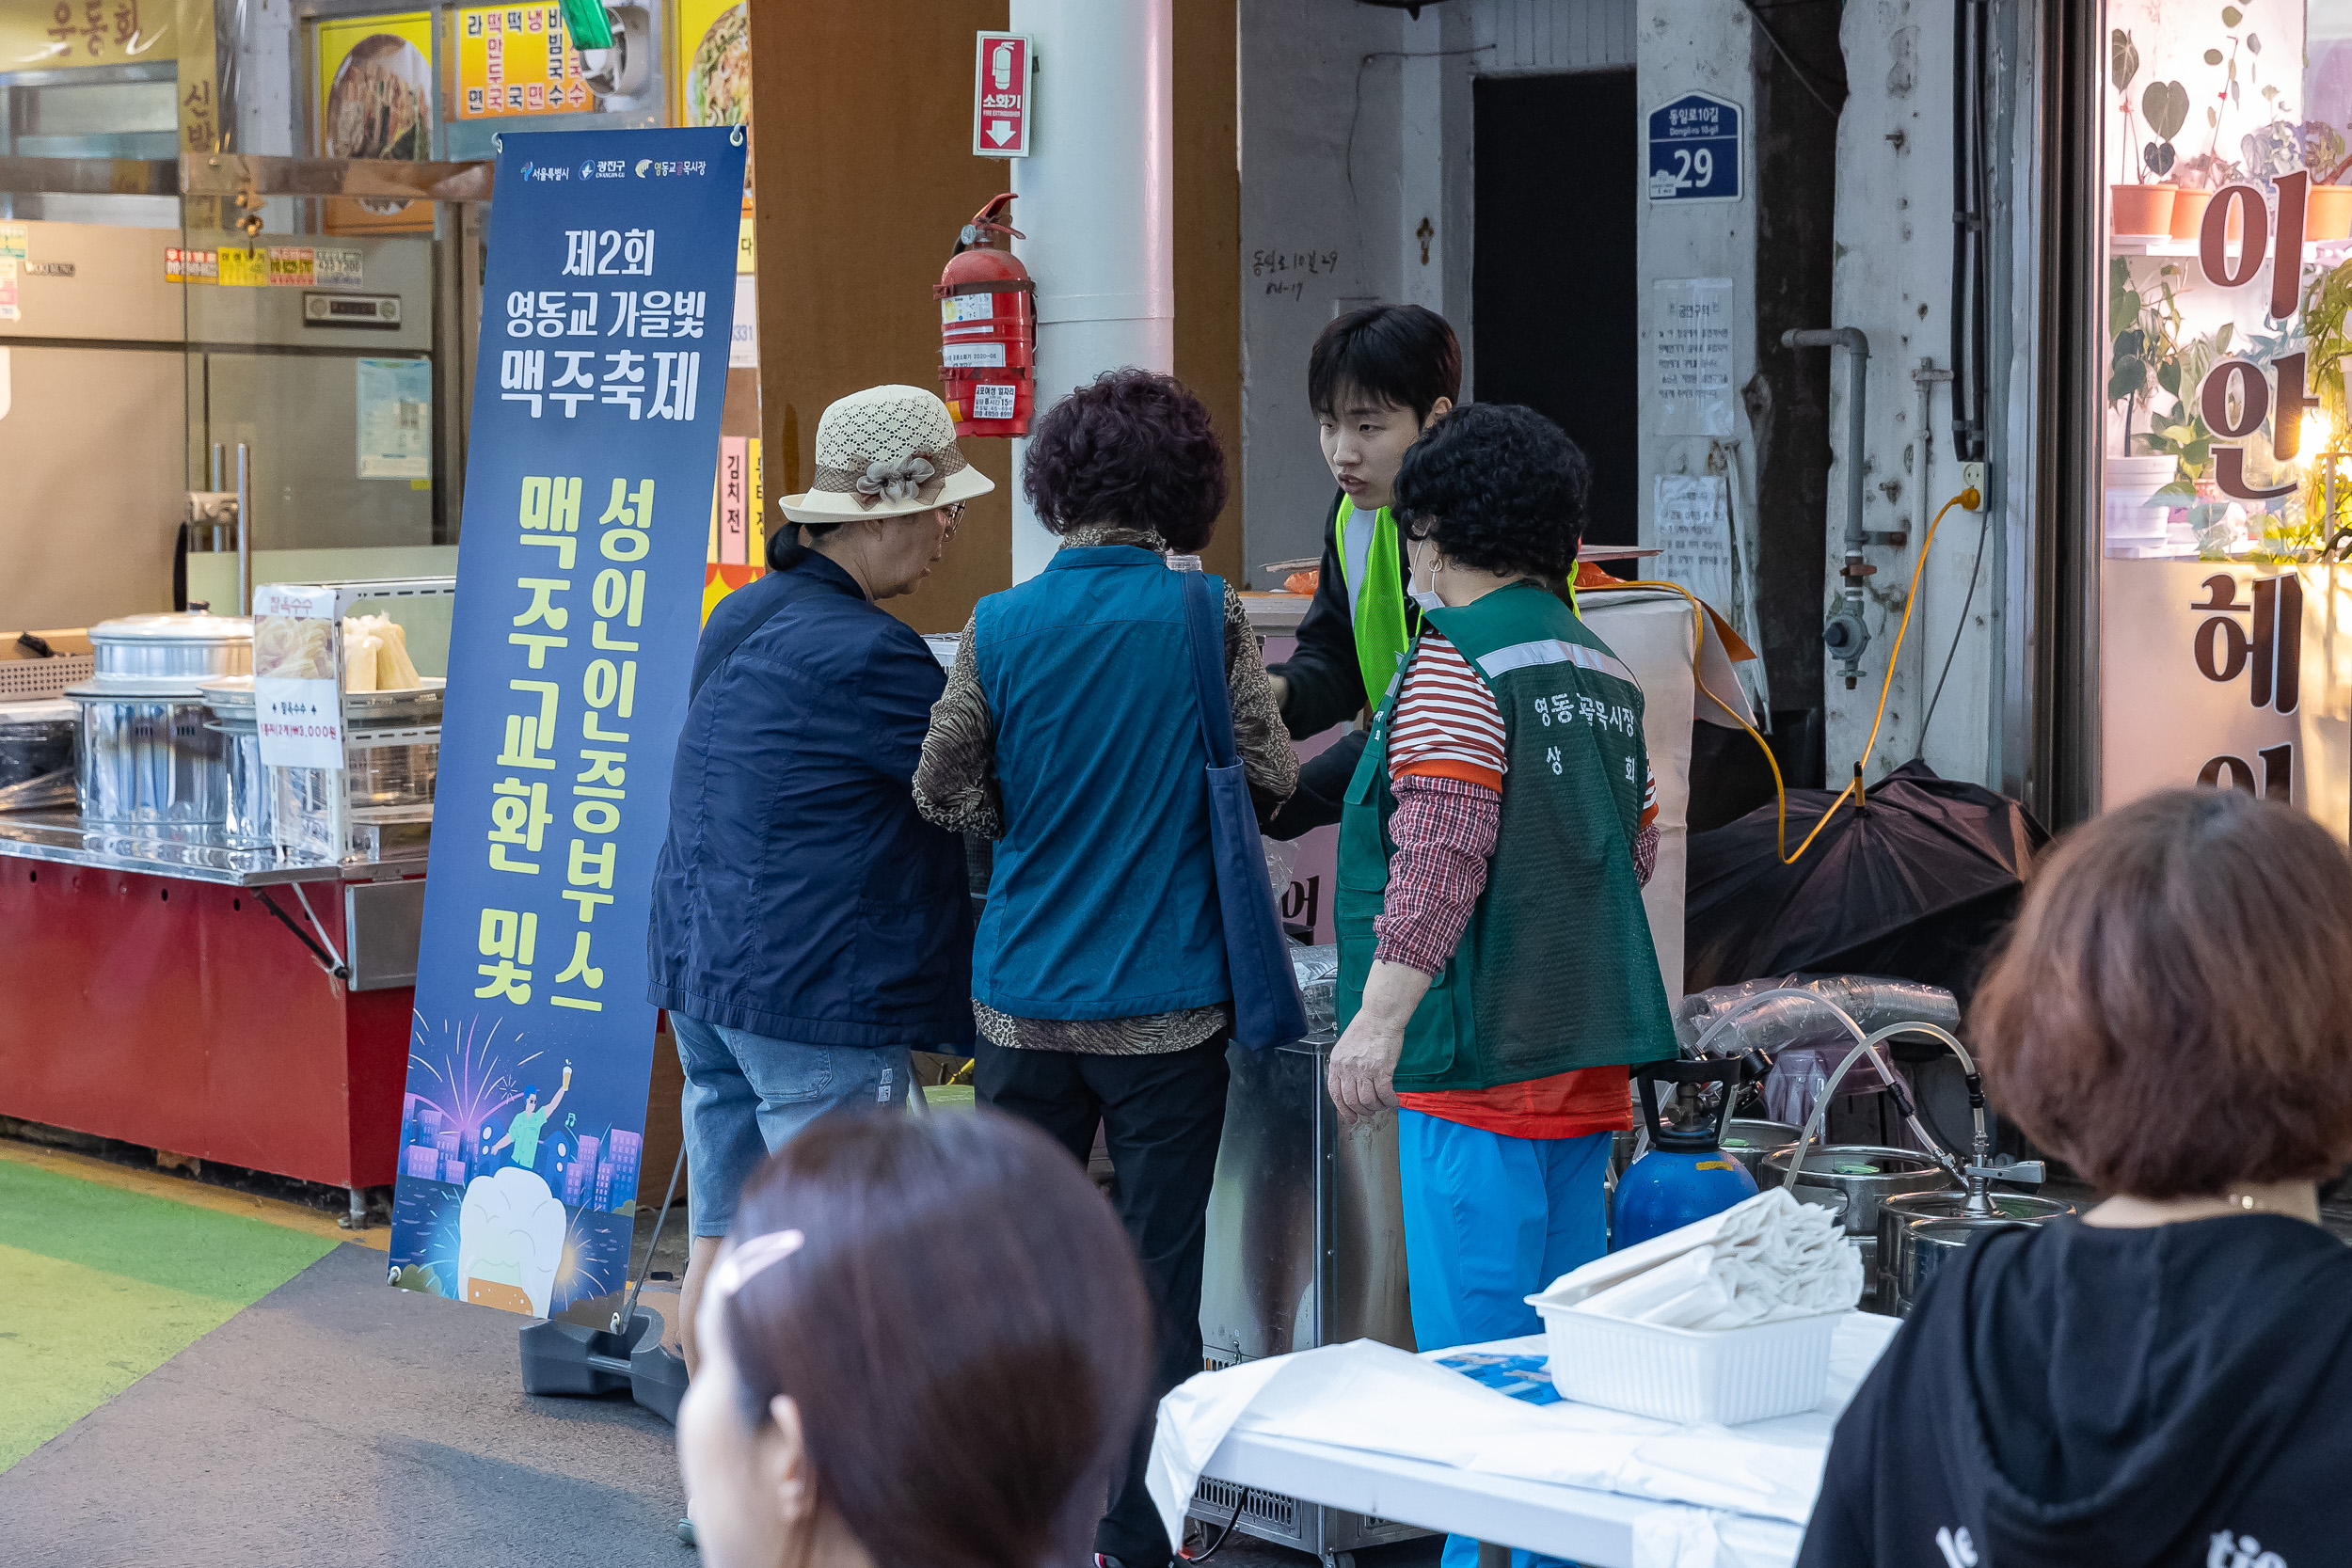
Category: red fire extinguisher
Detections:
[{"x1": 936, "y1": 193, "x2": 1036, "y2": 438}]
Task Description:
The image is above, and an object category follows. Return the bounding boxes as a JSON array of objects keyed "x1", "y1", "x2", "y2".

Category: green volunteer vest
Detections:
[
  {"x1": 1335, "y1": 498, "x2": 1415, "y2": 710},
  {"x1": 1334, "y1": 580, "x2": 1676, "y2": 1092}
]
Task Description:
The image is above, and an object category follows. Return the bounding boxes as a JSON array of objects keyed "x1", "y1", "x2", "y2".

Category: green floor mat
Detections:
[{"x1": 0, "y1": 1160, "x2": 336, "y2": 1470}]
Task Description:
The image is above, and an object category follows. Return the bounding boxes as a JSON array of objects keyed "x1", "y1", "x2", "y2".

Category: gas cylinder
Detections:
[
  {"x1": 935, "y1": 193, "x2": 1036, "y2": 438},
  {"x1": 1613, "y1": 1057, "x2": 1761, "y2": 1250}
]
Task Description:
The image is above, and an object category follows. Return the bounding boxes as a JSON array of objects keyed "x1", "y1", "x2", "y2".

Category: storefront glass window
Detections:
[{"x1": 2101, "y1": 0, "x2": 2352, "y2": 832}]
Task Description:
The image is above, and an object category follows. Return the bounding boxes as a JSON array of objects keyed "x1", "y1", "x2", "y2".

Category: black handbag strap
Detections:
[{"x1": 1178, "y1": 570, "x2": 1240, "y2": 769}]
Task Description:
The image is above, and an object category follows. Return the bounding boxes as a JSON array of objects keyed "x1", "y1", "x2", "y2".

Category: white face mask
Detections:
[{"x1": 1406, "y1": 533, "x2": 1443, "y2": 610}]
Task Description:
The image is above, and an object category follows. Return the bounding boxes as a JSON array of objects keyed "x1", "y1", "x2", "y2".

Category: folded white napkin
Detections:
[{"x1": 1531, "y1": 1189, "x2": 1862, "y2": 1330}]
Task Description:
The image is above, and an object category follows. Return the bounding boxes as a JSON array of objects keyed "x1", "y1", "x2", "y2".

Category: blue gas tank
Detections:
[{"x1": 1613, "y1": 1057, "x2": 1761, "y2": 1250}]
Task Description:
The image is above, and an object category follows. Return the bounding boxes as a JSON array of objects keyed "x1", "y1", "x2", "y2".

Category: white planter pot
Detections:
[{"x1": 2104, "y1": 453, "x2": 2182, "y2": 547}]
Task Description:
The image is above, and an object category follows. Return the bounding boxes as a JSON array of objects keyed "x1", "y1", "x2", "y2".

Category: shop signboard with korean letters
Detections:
[
  {"x1": 385, "y1": 128, "x2": 745, "y2": 1319},
  {"x1": 2099, "y1": 0, "x2": 2352, "y2": 837}
]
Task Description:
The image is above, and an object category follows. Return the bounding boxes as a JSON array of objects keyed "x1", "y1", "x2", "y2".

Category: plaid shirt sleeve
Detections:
[{"x1": 1373, "y1": 773, "x2": 1501, "y2": 975}]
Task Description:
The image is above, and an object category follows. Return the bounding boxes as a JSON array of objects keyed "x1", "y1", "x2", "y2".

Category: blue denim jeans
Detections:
[{"x1": 670, "y1": 1012, "x2": 913, "y2": 1237}]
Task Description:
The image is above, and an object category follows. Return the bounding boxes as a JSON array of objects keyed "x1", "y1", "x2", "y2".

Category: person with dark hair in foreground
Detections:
[
  {"x1": 676, "y1": 1110, "x2": 1152, "y2": 1568},
  {"x1": 1327, "y1": 404, "x2": 1669, "y2": 1568},
  {"x1": 1263, "y1": 303, "x2": 1461, "y2": 836},
  {"x1": 1799, "y1": 788, "x2": 2352, "y2": 1568},
  {"x1": 915, "y1": 368, "x2": 1295, "y2": 1568}
]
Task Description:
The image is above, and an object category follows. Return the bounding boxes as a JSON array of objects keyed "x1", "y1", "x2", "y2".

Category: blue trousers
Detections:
[
  {"x1": 1398, "y1": 1110, "x2": 1612, "y2": 1568},
  {"x1": 671, "y1": 1012, "x2": 913, "y2": 1237}
]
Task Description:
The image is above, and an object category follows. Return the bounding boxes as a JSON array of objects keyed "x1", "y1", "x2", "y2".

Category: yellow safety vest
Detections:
[{"x1": 1334, "y1": 498, "x2": 1415, "y2": 709}]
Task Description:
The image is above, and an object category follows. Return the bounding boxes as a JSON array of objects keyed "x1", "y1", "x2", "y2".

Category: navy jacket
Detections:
[{"x1": 646, "y1": 553, "x2": 974, "y2": 1047}]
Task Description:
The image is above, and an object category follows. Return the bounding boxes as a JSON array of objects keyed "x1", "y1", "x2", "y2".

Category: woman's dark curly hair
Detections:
[
  {"x1": 1022, "y1": 369, "x2": 1229, "y2": 551},
  {"x1": 1391, "y1": 403, "x2": 1589, "y2": 578}
]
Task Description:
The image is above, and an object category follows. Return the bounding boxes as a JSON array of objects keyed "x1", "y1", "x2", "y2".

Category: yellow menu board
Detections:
[
  {"x1": 0, "y1": 0, "x2": 175, "y2": 71},
  {"x1": 315, "y1": 11, "x2": 436, "y2": 234},
  {"x1": 451, "y1": 4, "x2": 588, "y2": 120}
]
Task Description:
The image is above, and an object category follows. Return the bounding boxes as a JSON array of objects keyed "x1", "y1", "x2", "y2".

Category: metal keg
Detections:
[
  {"x1": 1720, "y1": 1119, "x2": 1800, "y2": 1180},
  {"x1": 1761, "y1": 1144, "x2": 1957, "y2": 1236},
  {"x1": 1876, "y1": 1189, "x2": 2076, "y2": 1317}
]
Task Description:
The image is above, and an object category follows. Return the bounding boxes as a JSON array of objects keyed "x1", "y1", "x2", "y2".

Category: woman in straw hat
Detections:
[
  {"x1": 648, "y1": 384, "x2": 992, "y2": 1377},
  {"x1": 916, "y1": 369, "x2": 1296, "y2": 1568}
]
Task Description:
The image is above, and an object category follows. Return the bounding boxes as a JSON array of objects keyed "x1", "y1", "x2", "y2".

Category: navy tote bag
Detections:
[{"x1": 1180, "y1": 569, "x2": 1310, "y2": 1049}]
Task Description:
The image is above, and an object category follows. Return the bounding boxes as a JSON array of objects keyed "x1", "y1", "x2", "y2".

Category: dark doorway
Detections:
[{"x1": 1473, "y1": 71, "x2": 1639, "y2": 546}]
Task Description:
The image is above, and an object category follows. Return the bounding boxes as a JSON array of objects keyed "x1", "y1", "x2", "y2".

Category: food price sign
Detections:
[
  {"x1": 1648, "y1": 92, "x2": 1742, "y2": 204},
  {"x1": 252, "y1": 583, "x2": 348, "y2": 770},
  {"x1": 973, "y1": 32, "x2": 1032, "y2": 157}
]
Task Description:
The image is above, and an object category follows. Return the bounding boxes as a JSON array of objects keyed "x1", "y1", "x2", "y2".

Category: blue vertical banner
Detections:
[{"x1": 388, "y1": 127, "x2": 746, "y2": 1318}]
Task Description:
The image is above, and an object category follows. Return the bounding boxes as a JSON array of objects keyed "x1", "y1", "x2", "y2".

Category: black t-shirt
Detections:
[{"x1": 1800, "y1": 1214, "x2": 2352, "y2": 1568}]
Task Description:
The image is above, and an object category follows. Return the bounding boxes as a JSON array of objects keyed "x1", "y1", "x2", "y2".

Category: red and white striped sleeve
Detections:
[{"x1": 1388, "y1": 631, "x2": 1506, "y2": 790}]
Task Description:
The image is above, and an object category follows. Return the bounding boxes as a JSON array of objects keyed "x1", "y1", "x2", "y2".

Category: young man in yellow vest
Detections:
[{"x1": 1265, "y1": 305, "x2": 1459, "y2": 836}]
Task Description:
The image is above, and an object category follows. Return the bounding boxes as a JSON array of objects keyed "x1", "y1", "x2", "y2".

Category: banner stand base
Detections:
[{"x1": 518, "y1": 1309, "x2": 690, "y2": 1424}]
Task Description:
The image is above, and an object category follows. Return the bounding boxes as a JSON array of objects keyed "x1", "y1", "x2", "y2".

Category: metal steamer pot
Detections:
[
  {"x1": 70, "y1": 613, "x2": 251, "y2": 828},
  {"x1": 1720, "y1": 1118, "x2": 1800, "y2": 1180},
  {"x1": 1877, "y1": 1189, "x2": 2077, "y2": 1317}
]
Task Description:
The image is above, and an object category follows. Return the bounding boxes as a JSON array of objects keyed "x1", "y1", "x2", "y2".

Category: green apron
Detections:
[{"x1": 1334, "y1": 580, "x2": 1675, "y2": 1092}]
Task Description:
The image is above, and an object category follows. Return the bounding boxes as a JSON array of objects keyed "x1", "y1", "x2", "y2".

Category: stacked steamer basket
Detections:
[{"x1": 67, "y1": 613, "x2": 252, "y2": 827}]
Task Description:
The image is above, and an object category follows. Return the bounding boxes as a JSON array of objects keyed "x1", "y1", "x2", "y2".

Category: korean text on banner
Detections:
[{"x1": 387, "y1": 128, "x2": 747, "y2": 1320}]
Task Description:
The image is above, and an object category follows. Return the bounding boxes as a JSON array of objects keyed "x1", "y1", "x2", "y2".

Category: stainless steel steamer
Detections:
[{"x1": 69, "y1": 613, "x2": 252, "y2": 828}]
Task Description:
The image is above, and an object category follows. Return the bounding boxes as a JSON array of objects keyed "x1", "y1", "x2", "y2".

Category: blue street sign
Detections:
[{"x1": 1648, "y1": 91, "x2": 1742, "y2": 204}]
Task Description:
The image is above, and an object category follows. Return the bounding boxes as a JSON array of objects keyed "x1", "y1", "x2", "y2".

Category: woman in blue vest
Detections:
[
  {"x1": 648, "y1": 385, "x2": 987, "y2": 1383},
  {"x1": 916, "y1": 369, "x2": 1296, "y2": 1568}
]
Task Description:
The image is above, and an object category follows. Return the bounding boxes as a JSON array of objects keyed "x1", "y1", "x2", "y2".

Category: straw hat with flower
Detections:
[{"x1": 779, "y1": 384, "x2": 995, "y2": 524}]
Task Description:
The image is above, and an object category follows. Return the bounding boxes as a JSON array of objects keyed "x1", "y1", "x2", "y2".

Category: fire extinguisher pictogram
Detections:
[{"x1": 936, "y1": 193, "x2": 1036, "y2": 438}]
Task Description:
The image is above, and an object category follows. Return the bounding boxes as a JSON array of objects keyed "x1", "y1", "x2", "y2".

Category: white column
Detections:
[
  {"x1": 1007, "y1": 0, "x2": 1175, "y2": 582},
  {"x1": 1398, "y1": 8, "x2": 1443, "y2": 310}
]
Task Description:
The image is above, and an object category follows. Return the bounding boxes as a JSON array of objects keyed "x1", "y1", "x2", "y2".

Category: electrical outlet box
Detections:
[{"x1": 1960, "y1": 462, "x2": 1990, "y2": 511}]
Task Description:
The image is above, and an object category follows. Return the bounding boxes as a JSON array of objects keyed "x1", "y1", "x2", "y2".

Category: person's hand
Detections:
[
  {"x1": 1327, "y1": 1012, "x2": 1405, "y2": 1126},
  {"x1": 1267, "y1": 673, "x2": 1289, "y2": 712}
]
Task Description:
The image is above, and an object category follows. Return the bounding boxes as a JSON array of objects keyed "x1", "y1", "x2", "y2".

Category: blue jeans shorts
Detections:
[{"x1": 670, "y1": 1012, "x2": 914, "y2": 1238}]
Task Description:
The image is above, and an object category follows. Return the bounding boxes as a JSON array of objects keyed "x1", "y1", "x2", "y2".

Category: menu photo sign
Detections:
[{"x1": 251, "y1": 584, "x2": 347, "y2": 771}]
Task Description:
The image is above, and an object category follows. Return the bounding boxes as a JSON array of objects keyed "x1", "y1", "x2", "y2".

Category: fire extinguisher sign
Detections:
[
  {"x1": 974, "y1": 32, "x2": 1034, "y2": 159},
  {"x1": 1647, "y1": 91, "x2": 1743, "y2": 204}
]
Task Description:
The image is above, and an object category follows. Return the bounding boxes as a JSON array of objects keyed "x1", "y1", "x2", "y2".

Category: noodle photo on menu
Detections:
[{"x1": 325, "y1": 33, "x2": 430, "y2": 161}]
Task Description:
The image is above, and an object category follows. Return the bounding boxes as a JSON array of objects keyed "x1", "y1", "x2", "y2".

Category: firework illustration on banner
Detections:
[{"x1": 388, "y1": 1010, "x2": 644, "y2": 1317}]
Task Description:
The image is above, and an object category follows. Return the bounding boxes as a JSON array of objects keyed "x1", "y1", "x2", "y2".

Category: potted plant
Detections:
[
  {"x1": 2107, "y1": 259, "x2": 2186, "y2": 551},
  {"x1": 2143, "y1": 322, "x2": 2235, "y2": 555},
  {"x1": 2112, "y1": 30, "x2": 2176, "y2": 234},
  {"x1": 2170, "y1": 150, "x2": 2248, "y2": 239}
]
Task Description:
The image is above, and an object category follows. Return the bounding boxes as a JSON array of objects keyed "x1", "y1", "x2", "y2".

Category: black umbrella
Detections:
[{"x1": 1684, "y1": 759, "x2": 2049, "y2": 1003}]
